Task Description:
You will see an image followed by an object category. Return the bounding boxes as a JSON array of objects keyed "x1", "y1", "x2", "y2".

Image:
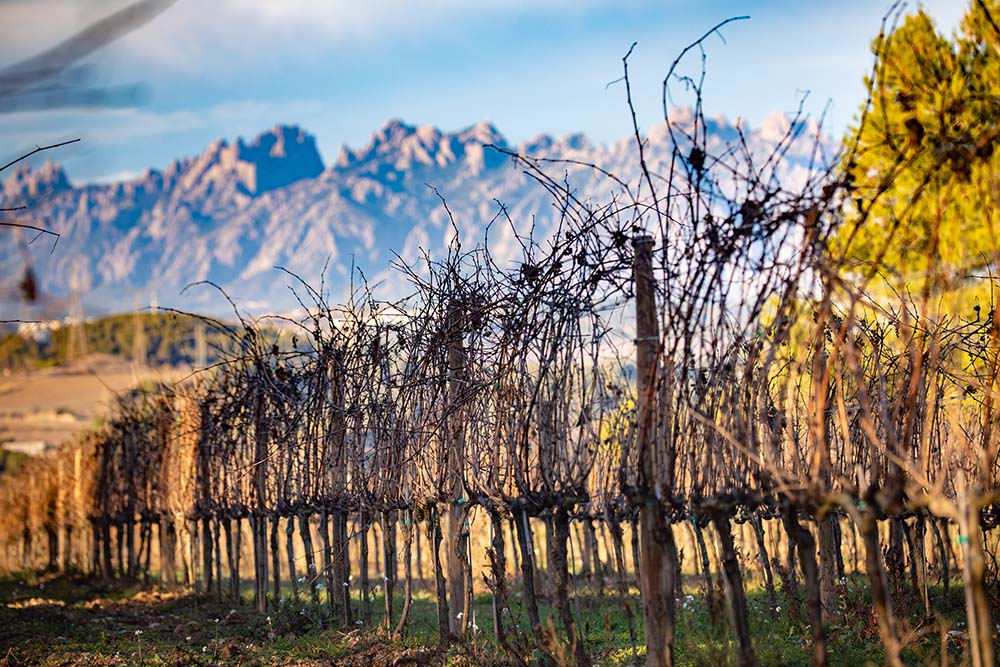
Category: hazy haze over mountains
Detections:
[{"x1": 0, "y1": 111, "x2": 825, "y2": 317}]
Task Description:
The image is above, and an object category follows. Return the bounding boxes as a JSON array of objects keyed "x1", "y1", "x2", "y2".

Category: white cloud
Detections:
[
  {"x1": 79, "y1": 168, "x2": 141, "y2": 184},
  {"x1": 1, "y1": 0, "x2": 621, "y2": 75}
]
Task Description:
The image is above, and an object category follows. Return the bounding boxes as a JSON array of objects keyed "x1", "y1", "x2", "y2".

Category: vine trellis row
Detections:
[{"x1": 4, "y1": 25, "x2": 1000, "y2": 666}]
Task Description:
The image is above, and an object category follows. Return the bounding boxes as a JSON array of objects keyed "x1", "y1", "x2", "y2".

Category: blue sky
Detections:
[{"x1": 0, "y1": 0, "x2": 967, "y2": 183}]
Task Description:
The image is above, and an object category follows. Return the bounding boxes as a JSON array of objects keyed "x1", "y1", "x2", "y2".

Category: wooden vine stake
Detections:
[{"x1": 633, "y1": 234, "x2": 678, "y2": 667}]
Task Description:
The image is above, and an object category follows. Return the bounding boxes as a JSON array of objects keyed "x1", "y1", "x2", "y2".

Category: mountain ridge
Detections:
[{"x1": 1, "y1": 111, "x2": 826, "y2": 318}]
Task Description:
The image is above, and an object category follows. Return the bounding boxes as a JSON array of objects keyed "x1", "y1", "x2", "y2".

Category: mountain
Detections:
[{"x1": 0, "y1": 113, "x2": 827, "y2": 318}]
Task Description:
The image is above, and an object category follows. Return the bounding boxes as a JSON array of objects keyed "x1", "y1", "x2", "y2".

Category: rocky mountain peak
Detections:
[
  {"x1": 0, "y1": 113, "x2": 829, "y2": 317},
  {"x1": 179, "y1": 125, "x2": 324, "y2": 198},
  {"x1": 2, "y1": 161, "x2": 72, "y2": 202},
  {"x1": 457, "y1": 120, "x2": 505, "y2": 147},
  {"x1": 336, "y1": 119, "x2": 509, "y2": 174}
]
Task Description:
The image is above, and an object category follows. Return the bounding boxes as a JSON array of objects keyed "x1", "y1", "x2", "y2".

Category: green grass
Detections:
[{"x1": 0, "y1": 570, "x2": 988, "y2": 666}]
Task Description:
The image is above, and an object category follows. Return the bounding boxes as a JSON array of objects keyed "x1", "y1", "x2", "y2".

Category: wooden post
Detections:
[
  {"x1": 198, "y1": 404, "x2": 214, "y2": 597},
  {"x1": 713, "y1": 511, "x2": 756, "y2": 667},
  {"x1": 633, "y1": 234, "x2": 677, "y2": 667},
  {"x1": 553, "y1": 509, "x2": 590, "y2": 667},
  {"x1": 784, "y1": 508, "x2": 826, "y2": 667},
  {"x1": 392, "y1": 510, "x2": 415, "y2": 640},
  {"x1": 445, "y1": 299, "x2": 469, "y2": 639},
  {"x1": 252, "y1": 387, "x2": 269, "y2": 613},
  {"x1": 958, "y1": 495, "x2": 995, "y2": 667},
  {"x1": 328, "y1": 352, "x2": 352, "y2": 625},
  {"x1": 299, "y1": 511, "x2": 319, "y2": 604},
  {"x1": 514, "y1": 509, "x2": 551, "y2": 664},
  {"x1": 320, "y1": 511, "x2": 334, "y2": 614},
  {"x1": 859, "y1": 512, "x2": 903, "y2": 667},
  {"x1": 381, "y1": 511, "x2": 397, "y2": 631},
  {"x1": 285, "y1": 517, "x2": 299, "y2": 601},
  {"x1": 270, "y1": 515, "x2": 281, "y2": 603},
  {"x1": 71, "y1": 448, "x2": 82, "y2": 570},
  {"x1": 430, "y1": 508, "x2": 451, "y2": 643}
]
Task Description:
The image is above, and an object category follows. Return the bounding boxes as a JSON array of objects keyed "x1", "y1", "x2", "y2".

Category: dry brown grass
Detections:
[{"x1": 0, "y1": 354, "x2": 186, "y2": 450}]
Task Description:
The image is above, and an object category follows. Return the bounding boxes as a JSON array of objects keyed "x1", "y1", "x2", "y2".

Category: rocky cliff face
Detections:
[{"x1": 0, "y1": 113, "x2": 825, "y2": 316}]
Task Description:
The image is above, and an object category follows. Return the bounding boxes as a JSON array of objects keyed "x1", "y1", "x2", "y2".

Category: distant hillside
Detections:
[
  {"x1": 0, "y1": 312, "x2": 233, "y2": 371},
  {"x1": 0, "y1": 113, "x2": 826, "y2": 317}
]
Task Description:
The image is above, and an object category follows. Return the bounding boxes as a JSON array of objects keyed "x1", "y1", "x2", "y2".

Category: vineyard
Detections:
[{"x1": 3, "y1": 8, "x2": 1000, "y2": 667}]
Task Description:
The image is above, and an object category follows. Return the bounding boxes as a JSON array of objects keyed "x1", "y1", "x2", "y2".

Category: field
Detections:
[
  {"x1": 0, "y1": 568, "x2": 981, "y2": 667},
  {"x1": 0, "y1": 354, "x2": 186, "y2": 452}
]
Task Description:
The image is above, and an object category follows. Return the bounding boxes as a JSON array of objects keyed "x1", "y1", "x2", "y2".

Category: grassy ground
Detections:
[{"x1": 0, "y1": 569, "x2": 982, "y2": 666}]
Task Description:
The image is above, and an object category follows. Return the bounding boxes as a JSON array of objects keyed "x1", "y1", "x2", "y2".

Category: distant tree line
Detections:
[{"x1": 0, "y1": 312, "x2": 247, "y2": 370}]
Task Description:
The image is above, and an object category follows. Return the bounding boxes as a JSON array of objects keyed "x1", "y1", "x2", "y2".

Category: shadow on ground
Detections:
[{"x1": 0, "y1": 571, "x2": 450, "y2": 666}]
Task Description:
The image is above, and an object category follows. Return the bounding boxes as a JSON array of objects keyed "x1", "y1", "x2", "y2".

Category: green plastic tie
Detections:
[{"x1": 958, "y1": 535, "x2": 970, "y2": 545}]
